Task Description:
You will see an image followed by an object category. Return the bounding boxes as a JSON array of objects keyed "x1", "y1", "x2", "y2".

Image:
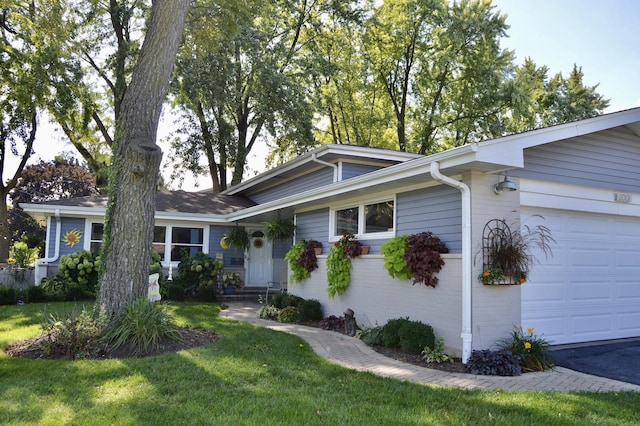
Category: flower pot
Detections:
[
  {"x1": 223, "y1": 286, "x2": 235, "y2": 295},
  {"x1": 360, "y1": 246, "x2": 370, "y2": 255},
  {"x1": 314, "y1": 248, "x2": 322, "y2": 255}
]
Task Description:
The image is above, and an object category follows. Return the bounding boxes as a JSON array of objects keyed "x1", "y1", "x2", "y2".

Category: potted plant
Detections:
[
  {"x1": 284, "y1": 240, "x2": 322, "y2": 284},
  {"x1": 264, "y1": 217, "x2": 296, "y2": 241},
  {"x1": 305, "y1": 239, "x2": 323, "y2": 255},
  {"x1": 222, "y1": 271, "x2": 244, "y2": 295},
  {"x1": 326, "y1": 234, "x2": 365, "y2": 298},
  {"x1": 381, "y1": 232, "x2": 449, "y2": 287},
  {"x1": 480, "y1": 218, "x2": 554, "y2": 285},
  {"x1": 223, "y1": 226, "x2": 250, "y2": 250}
]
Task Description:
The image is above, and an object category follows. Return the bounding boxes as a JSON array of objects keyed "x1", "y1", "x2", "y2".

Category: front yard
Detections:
[{"x1": 1, "y1": 302, "x2": 639, "y2": 425}]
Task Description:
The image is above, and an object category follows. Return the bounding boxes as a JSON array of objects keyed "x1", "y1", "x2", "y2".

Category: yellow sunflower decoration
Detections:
[{"x1": 63, "y1": 229, "x2": 82, "y2": 247}]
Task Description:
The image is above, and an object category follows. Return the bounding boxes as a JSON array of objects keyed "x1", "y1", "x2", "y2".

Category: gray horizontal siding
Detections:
[
  {"x1": 341, "y1": 163, "x2": 382, "y2": 180},
  {"x1": 396, "y1": 185, "x2": 462, "y2": 253},
  {"x1": 209, "y1": 225, "x2": 245, "y2": 267},
  {"x1": 247, "y1": 168, "x2": 335, "y2": 204},
  {"x1": 513, "y1": 128, "x2": 640, "y2": 192},
  {"x1": 295, "y1": 209, "x2": 330, "y2": 252},
  {"x1": 58, "y1": 217, "x2": 86, "y2": 261}
]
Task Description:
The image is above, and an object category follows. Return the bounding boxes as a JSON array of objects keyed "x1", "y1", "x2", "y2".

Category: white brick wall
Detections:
[{"x1": 289, "y1": 254, "x2": 464, "y2": 356}]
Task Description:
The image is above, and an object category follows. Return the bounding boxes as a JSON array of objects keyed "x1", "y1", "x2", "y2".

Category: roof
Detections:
[
  {"x1": 222, "y1": 144, "x2": 423, "y2": 196},
  {"x1": 21, "y1": 190, "x2": 256, "y2": 223}
]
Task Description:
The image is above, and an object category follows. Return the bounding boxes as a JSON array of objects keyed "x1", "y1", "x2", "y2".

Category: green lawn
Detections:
[{"x1": 1, "y1": 302, "x2": 639, "y2": 425}]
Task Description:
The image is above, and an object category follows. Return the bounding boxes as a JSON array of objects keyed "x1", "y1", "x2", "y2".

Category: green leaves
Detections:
[{"x1": 381, "y1": 235, "x2": 412, "y2": 280}]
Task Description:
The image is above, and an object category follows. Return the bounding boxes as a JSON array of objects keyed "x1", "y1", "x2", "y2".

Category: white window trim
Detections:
[
  {"x1": 84, "y1": 221, "x2": 210, "y2": 267},
  {"x1": 329, "y1": 196, "x2": 396, "y2": 241}
]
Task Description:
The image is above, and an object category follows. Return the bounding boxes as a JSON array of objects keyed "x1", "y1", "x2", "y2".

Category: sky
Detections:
[{"x1": 17, "y1": 0, "x2": 640, "y2": 191}]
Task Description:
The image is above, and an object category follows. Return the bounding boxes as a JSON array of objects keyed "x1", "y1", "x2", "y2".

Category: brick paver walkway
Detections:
[{"x1": 219, "y1": 302, "x2": 640, "y2": 392}]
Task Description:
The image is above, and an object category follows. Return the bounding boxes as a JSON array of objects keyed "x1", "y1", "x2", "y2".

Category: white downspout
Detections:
[
  {"x1": 311, "y1": 153, "x2": 339, "y2": 182},
  {"x1": 429, "y1": 162, "x2": 473, "y2": 363},
  {"x1": 34, "y1": 209, "x2": 62, "y2": 285}
]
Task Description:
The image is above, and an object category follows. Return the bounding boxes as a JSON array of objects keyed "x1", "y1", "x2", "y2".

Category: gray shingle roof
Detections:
[{"x1": 26, "y1": 190, "x2": 256, "y2": 215}]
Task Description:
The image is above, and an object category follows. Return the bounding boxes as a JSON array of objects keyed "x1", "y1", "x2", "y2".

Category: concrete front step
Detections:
[{"x1": 217, "y1": 287, "x2": 279, "y2": 303}]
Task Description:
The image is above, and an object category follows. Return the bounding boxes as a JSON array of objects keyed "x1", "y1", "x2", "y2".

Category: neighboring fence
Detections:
[{"x1": 0, "y1": 268, "x2": 35, "y2": 290}]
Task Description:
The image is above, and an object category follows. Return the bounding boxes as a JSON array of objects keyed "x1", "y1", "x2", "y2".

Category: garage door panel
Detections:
[
  {"x1": 617, "y1": 281, "x2": 640, "y2": 299},
  {"x1": 520, "y1": 312, "x2": 566, "y2": 341},
  {"x1": 522, "y1": 208, "x2": 640, "y2": 344},
  {"x1": 569, "y1": 248, "x2": 611, "y2": 268},
  {"x1": 615, "y1": 250, "x2": 640, "y2": 267},
  {"x1": 618, "y1": 312, "x2": 640, "y2": 333},
  {"x1": 571, "y1": 280, "x2": 612, "y2": 302},
  {"x1": 522, "y1": 282, "x2": 564, "y2": 304},
  {"x1": 572, "y1": 313, "x2": 612, "y2": 336}
]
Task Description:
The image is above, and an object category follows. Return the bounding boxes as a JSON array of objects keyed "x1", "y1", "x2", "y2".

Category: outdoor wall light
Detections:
[{"x1": 494, "y1": 174, "x2": 517, "y2": 195}]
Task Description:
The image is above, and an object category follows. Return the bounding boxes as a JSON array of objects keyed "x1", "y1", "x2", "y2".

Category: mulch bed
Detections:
[
  {"x1": 5, "y1": 327, "x2": 218, "y2": 360},
  {"x1": 372, "y1": 344, "x2": 469, "y2": 374}
]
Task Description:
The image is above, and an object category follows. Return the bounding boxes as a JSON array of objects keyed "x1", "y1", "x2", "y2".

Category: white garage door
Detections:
[{"x1": 521, "y1": 208, "x2": 640, "y2": 345}]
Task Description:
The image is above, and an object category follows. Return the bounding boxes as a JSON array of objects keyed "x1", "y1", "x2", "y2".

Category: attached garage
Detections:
[{"x1": 522, "y1": 207, "x2": 640, "y2": 345}]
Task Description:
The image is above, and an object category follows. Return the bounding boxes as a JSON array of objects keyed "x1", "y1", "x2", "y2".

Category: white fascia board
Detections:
[
  {"x1": 21, "y1": 204, "x2": 106, "y2": 219},
  {"x1": 223, "y1": 144, "x2": 423, "y2": 195},
  {"x1": 479, "y1": 108, "x2": 640, "y2": 153},
  {"x1": 21, "y1": 203, "x2": 230, "y2": 224},
  {"x1": 227, "y1": 145, "x2": 477, "y2": 221},
  {"x1": 154, "y1": 212, "x2": 230, "y2": 223}
]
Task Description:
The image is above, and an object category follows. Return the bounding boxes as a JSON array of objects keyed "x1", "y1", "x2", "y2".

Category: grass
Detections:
[{"x1": 1, "y1": 302, "x2": 639, "y2": 425}]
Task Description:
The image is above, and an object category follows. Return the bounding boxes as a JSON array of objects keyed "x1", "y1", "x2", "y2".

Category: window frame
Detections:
[
  {"x1": 329, "y1": 196, "x2": 396, "y2": 241},
  {"x1": 84, "y1": 220, "x2": 209, "y2": 266}
]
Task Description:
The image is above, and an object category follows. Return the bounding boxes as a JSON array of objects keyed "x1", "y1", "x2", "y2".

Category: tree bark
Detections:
[{"x1": 98, "y1": 0, "x2": 189, "y2": 318}]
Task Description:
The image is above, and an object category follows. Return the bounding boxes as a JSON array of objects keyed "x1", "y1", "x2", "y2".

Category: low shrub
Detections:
[
  {"x1": 271, "y1": 293, "x2": 288, "y2": 309},
  {"x1": 257, "y1": 305, "x2": 280, "y2": 320},
  {"x1": 382, "y1": 317, "x2": 411, "y2": 347},
  {"x1": 58, "y1": 250, "x2": 100, "y2": 293},
  {"x1": 27, "y1": 285, "x2": 46, "y2": 303},
  {"x1": 319, "y1": 315, "x2": 345, "y2": 332},
  {"x1": 0, "y1": 285, "x2": 17, "y2": 305},
  {"x1": 65, "y1": 284, "x2": 93, "y2": 301},
  {"x1": 421, "y1": 337, "x2": 453, "y2": 363},
  {"x1": 466, "y1": 349, "x2": 522, "y2": 376},
  {"x1": 176, "y1": 251, "x2": 223, "y2": 298},
  {"x1": 164, "y1": 283, "x2": 186, "y2": 301},
  {"x1": 102, "y1": 299, "x2": 183, "y2": 356},
  {"x1": 277, "y1": 306, "x2": 300, "y2": 323},
  {"x1": 40, "y1": 305, "x2": 107, "y2": 360},
  {"x1": 298, "y1": 299, "x2": 323, "y2": 322},
  {"x1": 497, "y1": 326, "x2": 554, "y2": 372},
  {"x1": 398, "y1": 320, "x2": 435, "y2": 354},
  {"x1": 271, "y1": 293, "x2": 304, "y2": 309},
  {"x1": 197, "y1": 282, "x2": 217, "y2": 302},
  {"x1": 356, "y1": 326, "x2": 384, "y2": 346}
]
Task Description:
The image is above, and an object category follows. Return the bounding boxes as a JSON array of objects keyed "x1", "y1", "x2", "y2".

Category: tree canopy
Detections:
[
  {"x1": 9, "y1": 156, "x2": 99, "y2": 250},
  {"x1": 166, "y1": 0, "x2": 609, "y2": 191}
]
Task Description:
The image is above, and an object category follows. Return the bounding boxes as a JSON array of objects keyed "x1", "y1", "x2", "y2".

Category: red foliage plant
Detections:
[{"x1": 404, "y1": 232, "x2": 449, "y2": 287}]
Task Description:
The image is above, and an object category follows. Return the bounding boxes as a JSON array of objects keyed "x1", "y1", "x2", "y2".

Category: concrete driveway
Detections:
[{"x1": 551, "y1": 339, "x2": 640, "y2": 385}]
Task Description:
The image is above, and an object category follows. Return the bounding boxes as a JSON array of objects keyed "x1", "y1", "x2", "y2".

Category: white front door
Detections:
[{"x1": 246, "y1": 230, "x2": 272, "y2": 287}]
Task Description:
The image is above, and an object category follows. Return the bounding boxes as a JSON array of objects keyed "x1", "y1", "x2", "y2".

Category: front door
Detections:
[{"x1": 246, "y1": 230, "x2": 272, "y2": 287}]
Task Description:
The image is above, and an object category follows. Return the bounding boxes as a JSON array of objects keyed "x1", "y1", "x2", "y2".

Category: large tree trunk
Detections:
[{"x1": 98, "y1": 0, "x2": 189, "y2": 318}]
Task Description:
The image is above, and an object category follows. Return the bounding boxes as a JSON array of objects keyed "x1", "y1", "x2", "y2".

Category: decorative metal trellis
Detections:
[{"x1": 480, "y1": 219, "x2": 524, "y2": 285}]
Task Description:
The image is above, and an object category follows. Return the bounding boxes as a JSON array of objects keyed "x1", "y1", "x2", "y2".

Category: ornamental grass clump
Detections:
[
  {"x1": 498, "y1": 326, "x2": 554, "y2": 372},
  {"x1": 102, "y1": 298, "x2": 183, "y2": 356}
]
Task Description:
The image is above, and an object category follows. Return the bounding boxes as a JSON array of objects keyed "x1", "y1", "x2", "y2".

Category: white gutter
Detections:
[
  {"x1": 429, "y1": 162, "x2": 472, "y2": 364},
  {"x1": 311, "y1": 153, "x2": 339, "y2": 182},
  {"x1": 34, "y1": 209, "x2": 62, "y2": 285}
]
